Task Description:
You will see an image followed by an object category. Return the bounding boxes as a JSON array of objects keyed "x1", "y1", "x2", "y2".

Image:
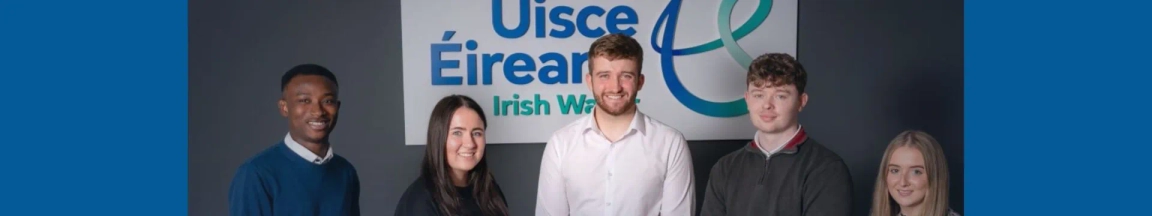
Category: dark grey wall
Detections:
[{"x1": 189, "y1": 0, "x2": 963, "y2": 216}]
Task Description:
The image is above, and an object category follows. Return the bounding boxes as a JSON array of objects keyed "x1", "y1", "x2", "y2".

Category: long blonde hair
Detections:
[{"x1": 871, "y1": 130, "x2": 951, "y2": 216}]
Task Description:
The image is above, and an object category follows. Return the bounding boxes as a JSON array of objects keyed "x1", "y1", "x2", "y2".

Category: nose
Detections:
[
  {"x1": 309, "y1": 102, "x2": 327, "y2": 116},
  {"x1": 607, "y1": 76, "x2": 623, "y2": 92},
  {"x1": 762, "y1": 97, "x2": 775, "y2": 110},
  {"x1": 898, "y1": 172, "x2": 911, "y2": 187},
  {"x1": 461, "y1": 135, "x2": 477, "y2": 149}
]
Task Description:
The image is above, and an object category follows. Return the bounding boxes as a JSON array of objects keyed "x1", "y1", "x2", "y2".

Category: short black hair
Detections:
[{"x1": 280, "y1": 63, "x2": 339, "y2": 92}]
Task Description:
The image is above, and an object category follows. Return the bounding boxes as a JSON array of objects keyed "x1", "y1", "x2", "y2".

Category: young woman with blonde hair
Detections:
[{"x1": 871, "y1": 130, "x2": 959, "y2": 216}]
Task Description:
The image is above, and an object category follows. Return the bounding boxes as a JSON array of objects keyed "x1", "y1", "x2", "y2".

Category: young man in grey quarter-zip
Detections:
[{"x1": 700, "y1": 53, "x2": 852, "y2": 216}]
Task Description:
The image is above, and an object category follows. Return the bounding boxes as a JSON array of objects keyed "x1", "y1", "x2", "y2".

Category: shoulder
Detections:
[
  {"x1": 330, "y1": 154, "x2": 358, "y2": 172},
  {"x1": 549, "y1": 115, "x2": 592, "y2": 141},
  {"x1": 642, "y1": 114, "x2": 685, "y2": 138},
  {"x1": 396, "y1": 177, "x2": 443, "y2": 216},
  {"x1": 328, "y1": 155, "x2": 361, "y2": 185},
  {"x1": 235, "y1": 143, "x2": 286, "y2": 175},
  {"x1": 799, "y1": 138, "x2": 847, "y2": 165},
  {"x1": 711, "y1": 145, "x2": 753, "y2": 175},
  {"x1": 639, "y1": 114, "x2": 688, "y2": 151},
  {"x1": 544, "y1": 115, "x2": 594, "y2": 155},
  {"x1": 797, "y1": 138, "x2": 851, "y2": 178},
  {"x1": 400, "y1": 178, "x2": 432, "y2": 201},
  {"x1": 397, "y1": 178, "x2": 435, "y2": 208},
  {"x1": 948, "y1": 209, "x2": 962, "y2": 216}
]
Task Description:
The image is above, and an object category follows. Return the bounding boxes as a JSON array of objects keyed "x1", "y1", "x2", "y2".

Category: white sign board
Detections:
[{"x1": 401, "y1": 0, "x2": 797, "y2": 145}]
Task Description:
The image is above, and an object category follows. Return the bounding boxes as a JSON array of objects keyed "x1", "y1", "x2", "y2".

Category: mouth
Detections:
[
  {"x1": 897, "y1": 189, "x2": 913, "y2": 196},
  {"x1": 306, "y1": 120, "x2": 329, "y2": 130},
  {"x1": 759, "y1": 114, "x2": 777, "y2": 121},
  {"x1": 458, "y1": 152, "x2": 476, "y2": 158},
  {"x1": 604, "y1": 94, "x2": 626, "y2": 101}
]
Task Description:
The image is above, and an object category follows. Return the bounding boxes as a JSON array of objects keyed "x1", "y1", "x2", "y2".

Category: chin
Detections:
[
  {"x1": 453, "y1": 165, "x2": 477, "y2": 173},
  {"x1": 305, "y1": 133, "x2": 329, "y2": 141},
  {"x1": 752, "y1": 124, "x2": 781, "y2": 133}
]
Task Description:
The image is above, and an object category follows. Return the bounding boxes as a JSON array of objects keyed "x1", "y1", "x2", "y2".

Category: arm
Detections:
[
  {"x1": 699, "y1": 160, "x2": 728, "y2": 216},
  {"x1": 802, "y1": 160, "x2": 854, "y2": 216},
  {"x1": 534, "y1": 135, "x2": 569, "y2": 216},
  {"x1": 660, "y1": 134, "x2": 696, "y2": 215},
  {"x1": 350, "y1": 169, "x2": 361, "y2": 216},
  {"x1": 228, "y1": 164, "x2": 272, "y2": 216}
]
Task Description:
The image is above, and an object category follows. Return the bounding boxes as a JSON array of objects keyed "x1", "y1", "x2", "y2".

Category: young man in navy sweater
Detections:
[{"x1": 228, "y1": 64, "x2": 361, "y2": 216}]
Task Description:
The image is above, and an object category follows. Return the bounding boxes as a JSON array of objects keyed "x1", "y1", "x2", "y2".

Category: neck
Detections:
[
  {"x1": 593, "y1": 107, "x2": 636, "y2": 141},
  {"x1": 450, "y1": 170, "x2": 469, "y2": 187},
  {"x1": 291, "y1": 135, "x2": 330, "y2": 158},
  {"x1": 756, "y1": 124, "x2": 799, "y2": 151},
  {"x1": 899, "y1": 203, "x2": 924, "y2": 216}
]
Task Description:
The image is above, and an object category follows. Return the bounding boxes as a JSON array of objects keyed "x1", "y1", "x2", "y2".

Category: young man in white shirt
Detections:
[{"x1": 535, "y1": 33, "x2": 696, "y2": 216}]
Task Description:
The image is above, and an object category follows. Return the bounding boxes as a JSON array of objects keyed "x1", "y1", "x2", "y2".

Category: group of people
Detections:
[{"x1": 227, "y1": 33, "x2": 960, "y2": 216}]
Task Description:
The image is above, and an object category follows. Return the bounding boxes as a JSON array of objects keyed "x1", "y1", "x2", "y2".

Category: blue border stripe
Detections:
[
  {"x1": 966, "y1": 0, "x2": 1152, "y2": 214},
  {"x1": 0, "y1": 0, "x2": 188, "y2": 215}
]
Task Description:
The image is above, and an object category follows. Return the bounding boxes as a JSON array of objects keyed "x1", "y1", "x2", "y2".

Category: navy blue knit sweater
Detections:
[{"x1": 228, "y1": 142, "x2": 360, "y2": 216}]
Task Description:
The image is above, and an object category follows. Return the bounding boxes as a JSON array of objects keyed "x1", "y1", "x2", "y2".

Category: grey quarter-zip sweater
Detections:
[{"x1": 700, "y1": 130, "x2": 853, "y2": 216}]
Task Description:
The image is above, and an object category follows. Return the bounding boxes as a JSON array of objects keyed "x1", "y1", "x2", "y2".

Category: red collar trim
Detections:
[{"x1": 750, "y1": 128, "x2": 808, "y2": 154}]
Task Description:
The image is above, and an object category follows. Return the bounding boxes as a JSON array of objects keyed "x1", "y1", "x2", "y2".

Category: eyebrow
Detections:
[
  {"x1": 594, "y1": 71, "x2": 637, "y2": 75},
  {"x1": 451, "y1": 127, "x2": 484, "y2": 131},
  {"x1": 295, "y1": 92, "x2": 336, "y2": 96},
  {"x1": 888, "y1": 164, "x2": 925, "y2": 169},
  {"x1": 748, "y1": 88, "x2": 792, "y2": 93}
]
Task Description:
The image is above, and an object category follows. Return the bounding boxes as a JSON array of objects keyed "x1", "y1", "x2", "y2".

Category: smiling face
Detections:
[
  {"x1": 587, "y1": 56, "x2": 644, "y2": 116},
  {"x1": 743, "y1": 53, "x2": 808, "y2": 134},
  {"x1": 745, "y1": 83, "x2": 807, "y2": 134},
  {"x1": 886, "y1": 146, "x2": 929, "y2": 210},
  {"x1": 279, "y1": 75, "x2": 340, "y2": 145},
  {"x1": 445, "y1": 107, "x2": 486, "y2": 174}
]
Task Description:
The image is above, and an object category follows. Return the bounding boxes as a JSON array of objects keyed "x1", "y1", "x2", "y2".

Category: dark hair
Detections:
[
  {"x1": 747, "y1": 53, "x2": 807, "y2": 93},
  {"x1": 422, "y1": 95, "x2": 508, "y2": 216},
  {"x1": 588, "y1": 33, "x2": 644, "y2": 73},
  {"x1": 281, "y1": 64, "x2": 339, "y2": 92}
]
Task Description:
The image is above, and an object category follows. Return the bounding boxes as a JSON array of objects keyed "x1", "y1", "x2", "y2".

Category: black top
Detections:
[
  {"x1": 395, "y1": 177, "x2": 507, "y2": 216},
  {"x1": 700, "y1": 137, "x2": 854, "y2": 216}
]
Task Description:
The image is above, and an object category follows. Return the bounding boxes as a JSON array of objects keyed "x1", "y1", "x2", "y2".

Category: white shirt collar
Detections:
[
  {"x1": 755, "y1": 125, "x2": 803, "y2": 156},
  {"x1": 583, "y1": 108, "x2": 647, "y2": 136},
  {"x1": 283, "y1": 132, "x2": 334, "y2": 165}
]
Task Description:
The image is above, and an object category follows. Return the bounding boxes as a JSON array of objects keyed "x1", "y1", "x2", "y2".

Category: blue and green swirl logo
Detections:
[{"x1": 652, "y1": 0, "x2": 772, "y2": 117}]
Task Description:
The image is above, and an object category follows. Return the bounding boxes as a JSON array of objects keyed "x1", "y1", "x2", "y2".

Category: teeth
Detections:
[
  {"x1": 459, "y1": 153, "x2": 474, "y2": 157},
  {"x1": 607, "y1": 95, "x2": 622, "y2": 99}
]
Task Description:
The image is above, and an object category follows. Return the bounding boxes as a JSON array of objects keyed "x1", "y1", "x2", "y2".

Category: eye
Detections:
[
  {"x1": 622, "y1": 74, "x2": 634, "y2": 79},
  {"x1": 777, "y1": 95, "x2": 787, "y2": 99},
  {"x1": 323, "y1": 99, "x2": 337, "y2": 104},
  {"x1": 451, "y1": 131, "x2": 463, "y2": 136},
  {"x1": 752, "y1": 93, "x2": 764, "y2": 98},
  {"x1": 889, "y1": 168, "x2": 899, "y2": 174},
  {"x1": 913, "y1": 169, "x2": 924, "y2": 175},
  {"x1": 598, "y1": 74, "x2": 609, "y2": 79},
  {"x1": 472, "y1": 131, "x2": 484, "y2": 137}
]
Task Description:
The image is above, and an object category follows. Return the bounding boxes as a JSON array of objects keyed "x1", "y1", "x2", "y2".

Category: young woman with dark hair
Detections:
[{"x1": 396, "y1": 95, "x2": 509, "y2": 216}]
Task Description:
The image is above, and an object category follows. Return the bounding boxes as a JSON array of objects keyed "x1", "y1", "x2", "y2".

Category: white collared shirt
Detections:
[
  {"x1": 535, "y1": 110, "x2": 696, "y2": 216},
  {"x1": 755, "y1": 125, "x2": 804, "y2": 158},
  {"x1": 283, "y1": 133, "x2": 334, "y2": 165}
]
